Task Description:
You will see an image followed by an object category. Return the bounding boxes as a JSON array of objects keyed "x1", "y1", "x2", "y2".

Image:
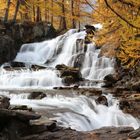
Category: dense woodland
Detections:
[
  {"x1": 0, "y1": 0, "x2": 140, "y2": 73},
  {"x1": 0, "y1": 0, "x2": 92, "y2": 29}
]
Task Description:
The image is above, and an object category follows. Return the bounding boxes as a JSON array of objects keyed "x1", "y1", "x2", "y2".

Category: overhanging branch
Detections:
[{"x1": 104, "y1": 0, "x2": 140, "y2": 29}]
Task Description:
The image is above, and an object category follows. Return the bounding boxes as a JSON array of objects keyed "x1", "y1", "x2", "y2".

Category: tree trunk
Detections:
[
  {"x1": 44, "y1": 0, "x2": 48, "y2": 21},
  {"x1": 13, "y1": 0, "x2": 20, "y2": 23},
  {"x1": 33, "y1": 5, "x2": 36, "y2": 22},
  {"x1": 36, "y1": 6, "x2": 41, "y2": 22},
  {"x1": 71, "y1": 0, "x2": 76, "y2": 28},
  {"x1": 77, "y1": 0, "x2": 81, "y2": 30},
  {"x1": 60, "y1": 0, "x2": 67, "y2": 30},
  {"x1": 51, "y1": 0, "x2": 54, "y2": 25},
  {"x1": 4, "y1": 0, "x2": 11, "y2": 23}
]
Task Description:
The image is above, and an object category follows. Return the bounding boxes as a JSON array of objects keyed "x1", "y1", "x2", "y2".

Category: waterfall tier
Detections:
[
  {"x1": 0, "y1": 29, "x2": 114, "y2": 88},
  {"x1": 1, "y1": 92, "x2": 139, "y2": 131}
]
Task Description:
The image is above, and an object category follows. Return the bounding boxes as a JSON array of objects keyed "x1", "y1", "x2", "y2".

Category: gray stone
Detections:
[{"x1": 0, "y1": 95, "x2": 10, "y2": 109}]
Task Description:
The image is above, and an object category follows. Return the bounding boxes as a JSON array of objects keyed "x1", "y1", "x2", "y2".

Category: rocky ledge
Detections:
[{"x1": 56, "y1": 64, "x2": 83, "y2": 85}]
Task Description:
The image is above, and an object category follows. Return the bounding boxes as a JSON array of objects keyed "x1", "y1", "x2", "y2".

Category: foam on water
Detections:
[
  {"x1": 0, "y1": 68, "x2": 62, "y2": 88},
  {"x1": 1, "y1": 92, "x2": 138, "y2": 132}
]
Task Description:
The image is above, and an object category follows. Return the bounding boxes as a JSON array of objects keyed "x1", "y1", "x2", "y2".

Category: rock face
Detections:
[
  {"x1": 0, "y1": 21, "x2": 57, "y2": 65},
  {"x1": 73, "y1": 53, "x2": 85, "y2": 68},
  {"x1": 56, "y1": 64, "x2": 82, "y2": 85},
  {"x1": 0, "y1": 95, "x2": 10, "y2": 109},
  {"x1": 131, "y1": 81, "x2": 140, "y2": 91},
  {"x1": 115, "y1": 76, "x2": 140, "y2": 92},
  {"x1": 0, "y1": 35, "x2": 16, "y2": 64},
  {"x1": 119, "y1": 100, "x2": 130, "y2": 110}
]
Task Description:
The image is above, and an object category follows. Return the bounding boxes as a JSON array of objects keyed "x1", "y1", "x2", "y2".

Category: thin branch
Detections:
[
  {"x1": 104, "y1": 0, "x2": 140, "y2": 29},
  {"x1": 118, "y1": 0, "x2": 134, "y2": 7},
  {"x1": 84, "y1": 0, "x2": 110, "y2": 18}
]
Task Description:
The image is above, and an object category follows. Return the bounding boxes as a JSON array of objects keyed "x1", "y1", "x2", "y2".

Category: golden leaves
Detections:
[{"x1": 93, "y1": 0, "x2": 140, "y2": 69}]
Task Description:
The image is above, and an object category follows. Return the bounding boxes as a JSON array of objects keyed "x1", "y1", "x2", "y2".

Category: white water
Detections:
[
  {"x1": 1, "y1": 92, "x2": 139, "y2": 131},
  {"x1": 0, "y1": 29, "x2": 139, "y2": 132},
  {"x1": 0, "y1": 29, "x2": 114, "y2": 88},
  {"x1": 0, "y1": 68, "x2": 62, "y2": 89}
]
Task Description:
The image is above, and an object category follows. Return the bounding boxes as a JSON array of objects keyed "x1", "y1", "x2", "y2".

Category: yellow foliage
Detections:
[
  {"x1": 0, "y1": 0, "x2": 90, "y2": 29},
  {"x1": 93, "y1": 0, "x2": 140, "y2": 69}
]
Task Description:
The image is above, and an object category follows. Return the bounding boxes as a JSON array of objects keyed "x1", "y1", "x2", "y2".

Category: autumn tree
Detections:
[
  {"x1": 59, "y1": 0, "x2": 67, "y2": 30},
  {"x1": 0, "y1": 0, "x2": 93, "y2": 29},
  {"x1": 4, "y1": 0, "x2": 11, "y2": 23},
  {"x1": 13, "y1": 0, "x2": 20, "y2": 23},
  {"x1": 71, "y1": 0, "x2": 76, "y2": 28},
  {"x1": 92, "y1": 0, "x2": 140, "y2": 71}
]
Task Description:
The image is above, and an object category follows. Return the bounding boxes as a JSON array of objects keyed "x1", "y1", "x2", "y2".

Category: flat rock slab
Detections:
[
  {"x1": 0, "y1": 109, "x2": 41, "y2": 122},
  {"x1": 21, "y1": 126, "x2": 135, "y2": 140}
]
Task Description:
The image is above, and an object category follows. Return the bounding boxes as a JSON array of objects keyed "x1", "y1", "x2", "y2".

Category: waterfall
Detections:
[
  {"x1": 1, "y1": 91, "x2": 139, "y2": 131},
  {"x1": 0, "y1": 68, "x2": 62, "y2": 89},
  {"x1": 0, "y1": 29, "x2": 114, "y2": 88},
  {"x1": 0, "y1": 29, "x2": 139, "y2": 132}
]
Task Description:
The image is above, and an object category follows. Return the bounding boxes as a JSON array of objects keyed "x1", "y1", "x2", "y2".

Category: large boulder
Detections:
[
  {"x1": 0, "y1": 95, "x2": 10, "y2": 109},
  {"x1": 28, "y1": 92, "x2": 46, "y2": 100},
  {"x1": 56, "y1": 64, "x2": 82, "y2": 85},
  {"x1": 0, "y1": 35, "x2": 16, "y2": 65},
  {"x1": 96, "y1": 95, "x2": 108, "y2": 106},
  {"x1": 103, "y1": 74, "x2": 118, "y2": 87},
  {"x1": 62, "y1": 76, "x2": 76, "y2": 85}
]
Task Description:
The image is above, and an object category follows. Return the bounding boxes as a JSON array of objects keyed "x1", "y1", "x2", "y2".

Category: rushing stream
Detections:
[
  {"x1": 0, "y1": 29, "x2": 139, "y2": 131},
  {"x1": 0, "y1": 91, "x2": 139, "y2": 131}
]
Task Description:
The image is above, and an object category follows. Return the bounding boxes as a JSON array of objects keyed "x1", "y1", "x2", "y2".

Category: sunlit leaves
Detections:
[{"x1": 93, "y1": 0, "x2": 140, "y2": 69}]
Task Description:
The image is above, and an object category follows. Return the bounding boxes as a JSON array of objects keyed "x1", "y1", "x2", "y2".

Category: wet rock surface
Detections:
[
  {"x1": 103, "y1": 74, "x2": 118, "y2": 87},
  {"x1": 96, "y1": 95, "x2": 108, "y2": 106},
  {"x1": 128, "y1": 128, "x2": 140, "y2": 139},
  {"x1": 0, "y1": 95, "x2": 10, "y2": 109},
  {"x1": 73, "y1": 53, "x2": 85, "y2": 68},
  {"x1": 18, "y1": 126, "x2": 136, "y2": 140},
  {"x1": 0, "y1": 35, "x2": 16, "y2": 64},
  {"x1": 28, "y1": 92, "x2": 46, "y2": 100},
  {"x1": 56, "y1": 64, "x2": 82, "y2": 85}
]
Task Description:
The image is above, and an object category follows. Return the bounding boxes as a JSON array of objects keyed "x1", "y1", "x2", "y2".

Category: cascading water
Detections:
[
  {"x1": 1, "y1": 91, "x2": 139, "y2": 131},
  {"x1": 0, "y1": 29, "x2": 114, "y2": 88},
  {"x1": 0, "y1": 29, "x2": 139, "y2": 132},
  {"x1": 0, "y1": 68, "x2": 62, "y2": 89}
]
